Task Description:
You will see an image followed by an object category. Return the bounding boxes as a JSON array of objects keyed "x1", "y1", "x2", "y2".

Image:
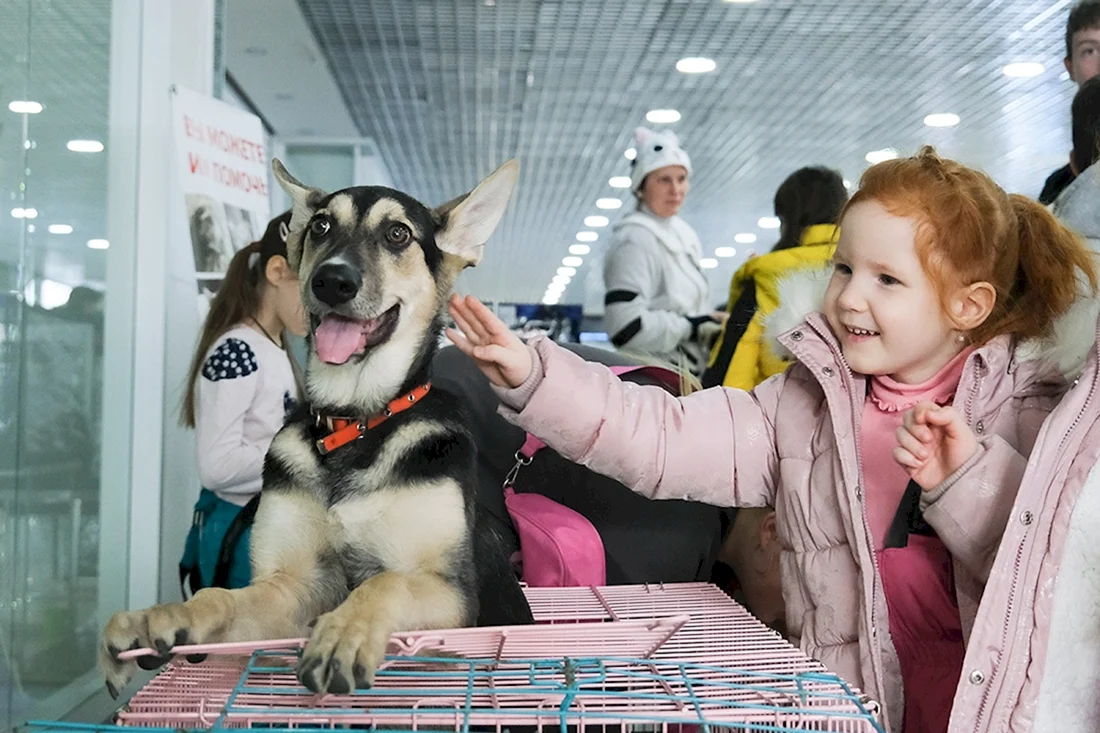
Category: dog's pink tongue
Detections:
[{"x1": 315, "y1": 316, "x2": 367, "y2": 365}]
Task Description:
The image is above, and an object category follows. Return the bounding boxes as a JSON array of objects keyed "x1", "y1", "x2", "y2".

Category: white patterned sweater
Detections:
[{"x1": 195, "y1": 324, "x2": 299, "y2": 506}]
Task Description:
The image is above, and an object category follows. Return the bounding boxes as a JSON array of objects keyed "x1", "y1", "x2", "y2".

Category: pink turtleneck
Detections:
[
  {"x1": 862, "y1": 347, "x2": 973, "y2": 550},
  {"x1": 860, "y1": 347, "x2": 973, "y2": 733}
]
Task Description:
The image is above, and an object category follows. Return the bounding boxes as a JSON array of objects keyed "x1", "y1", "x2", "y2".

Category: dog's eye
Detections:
[
  {"x1": 310, "y1": 217, "x2": 331, "y2": 238},
  {"x1": 386, "y1": 223, "x2": 411, "y2": 247}
]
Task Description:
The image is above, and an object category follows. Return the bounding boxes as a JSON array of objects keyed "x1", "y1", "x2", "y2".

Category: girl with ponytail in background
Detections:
[{"x1": 178, "y1": 211, "x2": 307, "y2": 593}]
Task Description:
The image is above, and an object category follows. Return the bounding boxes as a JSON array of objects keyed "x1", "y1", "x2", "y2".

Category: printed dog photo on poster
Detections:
[{"x1": 186, "y1": 193, "x2": 233, "y2": 276}]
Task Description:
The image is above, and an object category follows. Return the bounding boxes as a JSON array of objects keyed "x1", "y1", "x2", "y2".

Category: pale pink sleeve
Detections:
[
  {"x1": 494, "y1": 335, "x2": 782, "y2": 507},
  {"x1": 920, "y1": 437, "x2": 1028, "y2": 582},
  {"x1": 921, "y1": 392, "x2": 1060, "y2": 582}
]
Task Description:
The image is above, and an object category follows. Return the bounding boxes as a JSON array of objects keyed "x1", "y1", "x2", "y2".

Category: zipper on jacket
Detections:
[
  {"x1": 1054, "y1": 377, "x2": 1097, "y2": 457},
  {"x1": 803, "y1": 319, "x2": 889, "y2": 720},
  {"x1": 962, "y1": 356, "x2": 983, "y2": 426},
  {"x1": 844, "y1": 358, "x2": 889, "y2": 719},
  {"x1": 971, "y1": 540, "x2": 1025, "y2": 731},
  {"x1": 971, "y1": 368, "x2": 1098, "y2": 732}
]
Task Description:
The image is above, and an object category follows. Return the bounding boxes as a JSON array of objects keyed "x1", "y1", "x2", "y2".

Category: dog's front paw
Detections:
[
  {"x1": 297, "y1": 606, "x2": 390, "y2": 694},
  {"x1": 98, "y1": 589, "x2": 233, "y2": 697},
  {"x1": 99, "y1": 604, "x2": 191, "y2": 697}
]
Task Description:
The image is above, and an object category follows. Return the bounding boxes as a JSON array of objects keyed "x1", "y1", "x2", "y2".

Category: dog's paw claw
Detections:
[
  {"x1": 299, "y1": 607, "x2": 390, "y2": 694},
  {"x1": 327, "y1": 657, "x2": 351, "y2": 695},
  {"x1": 296, "y1": 654, "x2": 327, "y2": 694},
  {"x1": 353, "y1": 662, "x2": 372, "y2": 690},
  {"x1": 136, "y1": 654, "x2": 170, "y2": 671},
  {"x1": 105, "y1": 681, "x2": 119, "y2": 700}
]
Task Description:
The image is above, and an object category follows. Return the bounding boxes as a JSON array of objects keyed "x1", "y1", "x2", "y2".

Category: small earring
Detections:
[{"x1": 957, "y1": 332, "x2": 967, "y2": 344}]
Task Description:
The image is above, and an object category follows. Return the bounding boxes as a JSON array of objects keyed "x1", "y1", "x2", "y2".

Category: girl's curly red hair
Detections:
[{"x1": 846, "y1": 146, "x2": 1096, "y2": 345}]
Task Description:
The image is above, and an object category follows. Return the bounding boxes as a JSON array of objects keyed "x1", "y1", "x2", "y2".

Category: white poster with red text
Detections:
[{"x1": 171, "y1": 85, "x2": 270, "y2": 313}]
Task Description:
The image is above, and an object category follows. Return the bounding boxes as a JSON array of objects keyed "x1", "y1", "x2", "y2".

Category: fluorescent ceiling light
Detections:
[
  {"x1": 8, "y1": 101, "x2": 42, "y2": 114},
  {"x1": 1003, "y1": 62, "x2": 1044, "y2": 78},
  {"x1": 676, "y1": 57, "x2": 716, "y2": 74},
  {"x1": 646, "y1": 109, "x2": 681, "y2": 124},
  {"x1": 865, "y1": 148, "x2": 898, "y2": 164},
  {"x1": 67, "y1": 139, "x2": 104, "y2": 153},
  {"x1": 923, "y1": 113, "x2": 960, "y2": 128}
]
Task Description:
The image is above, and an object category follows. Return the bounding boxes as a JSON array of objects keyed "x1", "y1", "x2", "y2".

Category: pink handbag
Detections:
[{"x1": 502, "y1": 364, "x2": 681, "y2": 587}]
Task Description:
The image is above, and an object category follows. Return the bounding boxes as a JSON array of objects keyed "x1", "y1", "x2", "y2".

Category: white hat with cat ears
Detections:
[{"x1": 630, "y1": 127, "x2": 693, "y2": 193}]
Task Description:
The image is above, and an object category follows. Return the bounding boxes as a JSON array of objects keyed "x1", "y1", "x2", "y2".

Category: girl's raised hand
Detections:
[
  {"x1": 446, "y1": 294, "x2": 533, "y2": 389},
  {"x1": 893, "y1": 401, "x2": 979, "y2": 490}
]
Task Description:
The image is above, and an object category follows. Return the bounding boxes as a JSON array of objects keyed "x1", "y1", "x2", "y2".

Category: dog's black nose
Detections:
[{"x1": 311, "y1": 263, "x2": 361, "y2": 306}]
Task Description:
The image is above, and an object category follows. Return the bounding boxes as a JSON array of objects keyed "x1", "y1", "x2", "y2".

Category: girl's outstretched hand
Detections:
[
  {"x1": 893, "y1": 401, "x2": 979, "y2": 490},
  {"x1": 446, "y1": 294, "x2": 533, "y2": 389}
]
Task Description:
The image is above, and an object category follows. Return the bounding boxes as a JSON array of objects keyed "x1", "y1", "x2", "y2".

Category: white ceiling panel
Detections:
[{"x1": 256, "y1": 0, "x2": 1080, "y2": 305}]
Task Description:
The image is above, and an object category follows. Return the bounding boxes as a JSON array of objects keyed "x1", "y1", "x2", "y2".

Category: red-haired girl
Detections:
[{"x1": 447, "y1": 147, "x2": 1099, "y2": 733}]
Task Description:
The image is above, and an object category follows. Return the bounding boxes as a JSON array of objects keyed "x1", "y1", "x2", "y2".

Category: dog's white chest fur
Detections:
[
  {"x1": 332, "y1": 480, "x2": 467, "y2": 574},
  {"x1": 260, "y1": 421, "x2": 470, "y2": 578}
]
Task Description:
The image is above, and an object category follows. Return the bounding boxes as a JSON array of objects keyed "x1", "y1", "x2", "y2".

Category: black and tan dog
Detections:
[{"x1": 100, "y1": 159, "x2": 533, "y2": 697}]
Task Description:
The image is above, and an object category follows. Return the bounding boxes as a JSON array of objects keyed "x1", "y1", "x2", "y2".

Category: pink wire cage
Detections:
[{"x1": 25, "y1": 583, "x2": 883, "y2": 733}]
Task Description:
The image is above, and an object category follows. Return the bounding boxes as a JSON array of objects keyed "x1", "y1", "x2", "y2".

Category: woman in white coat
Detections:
[{"x1": 602, "y1": 127, "x2": 722, "y2": 374}]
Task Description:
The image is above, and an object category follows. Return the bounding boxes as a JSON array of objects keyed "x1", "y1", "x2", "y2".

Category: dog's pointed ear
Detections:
[
  {"x1": 433, "y1": 159, "x2": 519, "y2": 268},
  {"x1": 272, "y1": 158, "x2": 327, "y2": 267}
]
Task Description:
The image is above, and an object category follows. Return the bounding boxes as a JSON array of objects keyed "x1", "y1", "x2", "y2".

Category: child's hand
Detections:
[
  {"x1": 446, "y1": 294, "x2": 533, "y2": 389},
  {"x1": 893, "y1": 401, "x2": 979, "y2": 490}
]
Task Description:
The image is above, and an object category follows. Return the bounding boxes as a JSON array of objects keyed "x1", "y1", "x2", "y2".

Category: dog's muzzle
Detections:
[{"x1": 311, "y1": 262, "x2": 361, "y2": 307}]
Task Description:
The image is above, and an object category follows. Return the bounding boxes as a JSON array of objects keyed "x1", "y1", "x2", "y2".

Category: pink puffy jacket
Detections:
[
  {"x1": 495, "y1": 299, "x2": 1088, "y2": 732},
  {"x1": 950, "y1": 306, "x2": 1100, "y2": 733}
]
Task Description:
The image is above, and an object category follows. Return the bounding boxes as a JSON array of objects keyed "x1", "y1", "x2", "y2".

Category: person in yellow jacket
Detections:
[{"x1": 703, "y1": 167, "x2": 848, "y2": 389}]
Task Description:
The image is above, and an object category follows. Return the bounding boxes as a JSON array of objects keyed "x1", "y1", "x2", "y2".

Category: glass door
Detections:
[{"x1": 0, "y1": 0, "x2": 129, "y2": 725}]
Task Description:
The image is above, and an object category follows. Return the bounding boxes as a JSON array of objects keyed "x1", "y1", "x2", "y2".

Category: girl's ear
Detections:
[
  {"x1": 950, "y1": 281, "x2": 997, "y2": 331},
  {"x1": 264, "y1": 254, "x2": 295, "y2": 285}
]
